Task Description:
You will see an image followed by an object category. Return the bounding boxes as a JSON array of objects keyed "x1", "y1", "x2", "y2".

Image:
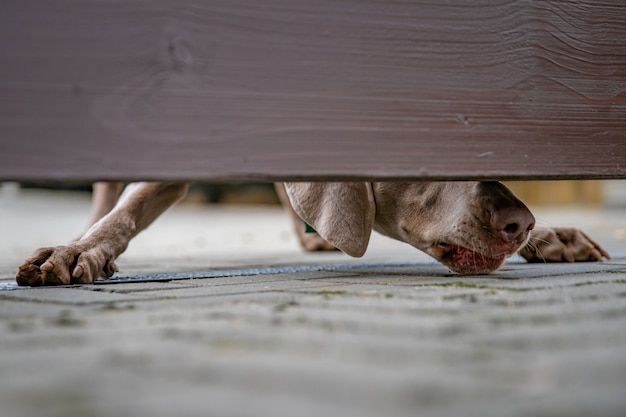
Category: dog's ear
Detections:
[{"x1": 284, "y1": 182, "x2": 375, "y2": 257}]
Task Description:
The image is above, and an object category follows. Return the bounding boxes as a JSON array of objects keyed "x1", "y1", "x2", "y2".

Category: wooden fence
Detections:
[{"x1": 1, "y1": 0, "x2": 625, "y2": 182}]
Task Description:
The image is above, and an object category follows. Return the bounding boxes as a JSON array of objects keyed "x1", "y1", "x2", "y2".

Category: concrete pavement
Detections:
[{"x1": 1, "y1": 187, "x2": 626, "y2": 417}]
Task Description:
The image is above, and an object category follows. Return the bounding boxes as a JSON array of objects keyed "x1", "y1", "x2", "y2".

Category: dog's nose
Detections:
[{"x1": 491, "y1": 207, "x2": 535, "y2": 243}]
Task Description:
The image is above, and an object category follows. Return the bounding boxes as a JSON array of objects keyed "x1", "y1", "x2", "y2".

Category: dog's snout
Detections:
[{"x1": 491, "y1": 207, "x2": 535, "y2": 243}]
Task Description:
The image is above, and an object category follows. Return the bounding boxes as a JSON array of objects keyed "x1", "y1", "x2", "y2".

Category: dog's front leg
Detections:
[
  {"x1": 86, "y1": 182, "x2": 125, "y2": 229},
  {"x1": 274, "y1": 183, "x2": 337, "y2": 252},
  {"x1": 16, "y1": 182, "x2": 189, "y2": 286}
]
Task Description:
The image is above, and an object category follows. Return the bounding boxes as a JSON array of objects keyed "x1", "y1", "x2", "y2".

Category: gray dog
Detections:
[{"x1": 17, "y1": 181, "x2": 608, "y2": 286}]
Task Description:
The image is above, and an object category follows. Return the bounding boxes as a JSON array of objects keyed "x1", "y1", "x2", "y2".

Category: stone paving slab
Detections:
[
  {"x1": 1, "y1": 259, "x2": 625, "y2": 417},
  {"x1": 2, "y1": 189, "x2": 626, "y2": 416}
]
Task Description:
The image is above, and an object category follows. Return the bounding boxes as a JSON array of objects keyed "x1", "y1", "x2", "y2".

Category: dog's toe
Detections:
[{"x1": 300, "y1": 234, "x2": 339, "y2": 252}]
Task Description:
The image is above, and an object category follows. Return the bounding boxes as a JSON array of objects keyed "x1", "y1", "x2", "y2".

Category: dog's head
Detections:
[{"x1": 285, "y1": 182, "x2": 535, "y2": 274}]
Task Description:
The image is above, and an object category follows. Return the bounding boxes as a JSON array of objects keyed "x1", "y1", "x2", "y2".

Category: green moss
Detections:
[
  {"x1": 274, "y1": 300, "x2": 299, "y2": 312},
  {"x1": 574, "y1": 279, "x2": 626, "y2": 287},
  {"x1": 489, "y1": 314, "x2": 556, "y2": 327},
  {"x1": 100, "y1": 302, "x2": 136, "y2": 311},
  {"x1": 317, "y1": 290, "x2": 347, "y2": 296},
  {"x1": 488, "y1": 316, "x2": 523, "y2": 326},
  {"x1": 53, "y1": 310, "x2": 84, "y2": 327},
  {"x1": 415, "y1": 281, "x2": 495, "y2": 290},
  {"x1": 415, "y1": 282, "x2": 539, "y2": 292}
]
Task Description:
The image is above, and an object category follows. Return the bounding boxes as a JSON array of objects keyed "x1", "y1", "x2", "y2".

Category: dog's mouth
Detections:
[{"x1": 434, "y1": 243, "x2": 510, "y2": 275}]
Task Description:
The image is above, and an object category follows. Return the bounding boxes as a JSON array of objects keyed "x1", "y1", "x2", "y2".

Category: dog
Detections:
[{"x1": 16, "y1": 181, "x2": 609, "y2": 286}]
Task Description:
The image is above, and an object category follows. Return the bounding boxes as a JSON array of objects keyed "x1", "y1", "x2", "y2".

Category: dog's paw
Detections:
[
  {"x1": 16, "y1": 245, "x2": 118, "y2": 287},
  {"x1": 519, "y1": 227, "x2": 610, "y2": 263},
  {"x1": 298, "y1": 233, "x2": 339, "y2": 252}
]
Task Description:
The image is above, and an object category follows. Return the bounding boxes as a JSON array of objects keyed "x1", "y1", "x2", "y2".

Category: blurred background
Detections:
[
  {"x1": 504, "y1": 180, "x2": 626, "y2": 208},
  {"x1": 4, "y1": 180, "x2": 626, "y2": 207}
]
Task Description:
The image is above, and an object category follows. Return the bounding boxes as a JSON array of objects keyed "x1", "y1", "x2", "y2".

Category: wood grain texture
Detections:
[{"x1": 1, "y1": 0, "x2": 625, "y2": 182}]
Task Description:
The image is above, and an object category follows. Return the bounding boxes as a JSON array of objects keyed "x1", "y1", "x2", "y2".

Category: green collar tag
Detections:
[{"x1": 304, "y1": 222, "x2": 317, "y2": 234}]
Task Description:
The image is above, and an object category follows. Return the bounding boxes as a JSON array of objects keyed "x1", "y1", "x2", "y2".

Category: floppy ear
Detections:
[{"x1": 284, "y1": 182, "x2": 375, "y2": 257}]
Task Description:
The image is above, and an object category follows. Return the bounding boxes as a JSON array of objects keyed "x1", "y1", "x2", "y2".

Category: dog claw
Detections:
[
  {"x1": 104, "y1": 260, "x2": 119, "y2": 277},
  {"x1": 73, "y1": 265, "x2": 84, "y2": 279},
  {"x1": 40, "y1": 260, "x2": 54, "y2": 272}
]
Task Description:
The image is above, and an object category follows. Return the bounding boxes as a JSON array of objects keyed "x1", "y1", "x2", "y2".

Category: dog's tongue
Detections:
[
  {"x1": 451, "y1": 246, "x2": 505, "y2": 273},
  {"x1": 452, "y1": 246, "x2": 479, "y2": 263}
]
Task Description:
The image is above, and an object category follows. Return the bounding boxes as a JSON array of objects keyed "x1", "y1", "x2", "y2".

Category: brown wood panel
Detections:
[
  {"x1": 1, "y1": 0, "x2": 625, "y2": 182},
  {"x1": 504, "y1": 181, "x2": 605, "y2": 206}
]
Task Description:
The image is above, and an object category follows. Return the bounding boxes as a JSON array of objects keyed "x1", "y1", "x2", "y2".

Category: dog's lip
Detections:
[{"x1": 434, "y1": 242, "x2": 509, "y2": 274}]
